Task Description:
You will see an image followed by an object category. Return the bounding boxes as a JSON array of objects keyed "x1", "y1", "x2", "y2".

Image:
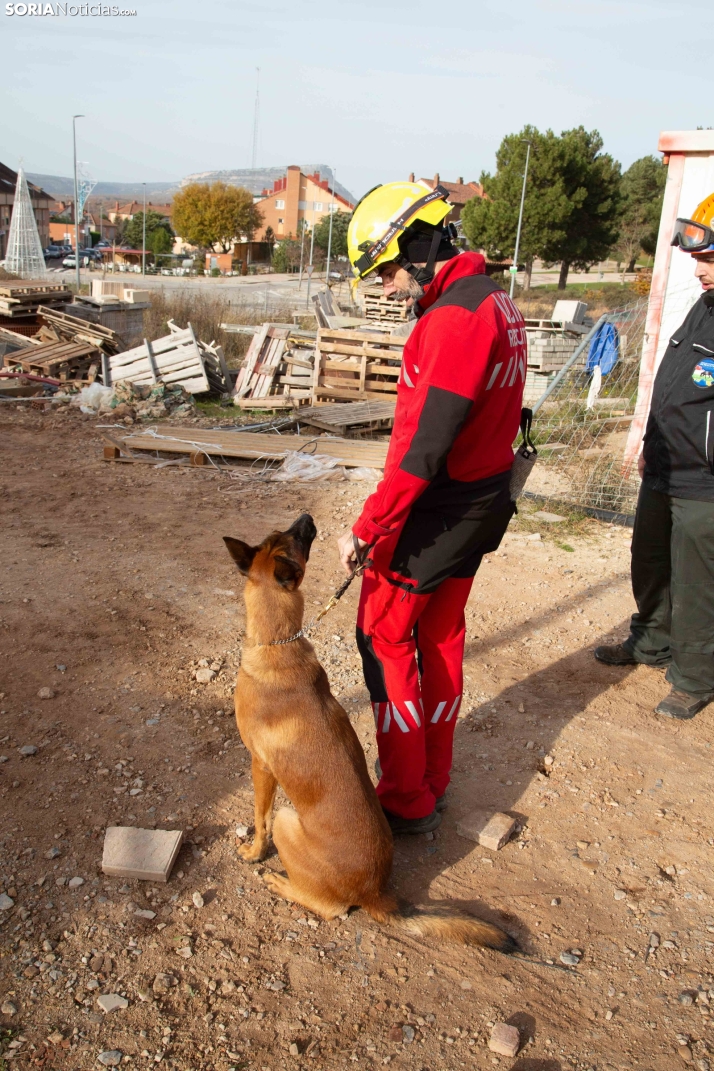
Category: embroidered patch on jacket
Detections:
[{"x1": 692, "y1": 357, "x2": 714, "y2": 388}]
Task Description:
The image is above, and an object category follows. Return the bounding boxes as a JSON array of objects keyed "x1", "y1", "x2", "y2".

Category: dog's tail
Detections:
[{"x1": 364, "y1": 895, "x2": 517, "y2": 954}]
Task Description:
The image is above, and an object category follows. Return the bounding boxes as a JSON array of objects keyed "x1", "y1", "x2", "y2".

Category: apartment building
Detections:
[{"x1": 254, "y1": 166, "x2": 354, "y2": 240}]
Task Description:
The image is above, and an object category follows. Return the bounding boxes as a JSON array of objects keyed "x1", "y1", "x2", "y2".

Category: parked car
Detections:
[
  {"x1": 62, "y1": 248, "x2": 102, "y2": 268},
  {"x1": 44, "y1": 245, "x2": 63, "y2": 259}
]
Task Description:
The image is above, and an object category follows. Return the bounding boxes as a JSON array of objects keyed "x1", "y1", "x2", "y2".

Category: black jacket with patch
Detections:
[{"x1": 643, "y1": 292, "x2": 714, "y2": 501}]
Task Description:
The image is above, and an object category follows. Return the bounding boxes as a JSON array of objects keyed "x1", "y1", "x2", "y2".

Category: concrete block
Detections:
[
  {"x1": 456, "y1": 810, "x2": 516, "y2": 851},
  {"x1": 102, "y1": 826, "x2": 183, "y2": 882},
  {"x1": 532, "y1": 510, "x2": 566, "y2": 523},
  {"x1": 488, "y1": 1022, "x2": 520, "y2": 1058}
]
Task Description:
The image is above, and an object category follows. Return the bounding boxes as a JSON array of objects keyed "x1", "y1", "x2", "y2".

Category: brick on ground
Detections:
[
  {"x1": 456, "y1": 810, "x2": 516, "y2": 851},
  {"x1": 102, "y1": 826, "x2": 183, "y2": 882},
  {"x1": 488, "y1": 1022, "x2": 520, "y2": 1058}
]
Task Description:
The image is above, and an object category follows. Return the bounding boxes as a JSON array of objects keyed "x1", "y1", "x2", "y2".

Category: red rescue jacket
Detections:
[{"x1": 353, "y1": 252, "x2": 526, "y2": 546}]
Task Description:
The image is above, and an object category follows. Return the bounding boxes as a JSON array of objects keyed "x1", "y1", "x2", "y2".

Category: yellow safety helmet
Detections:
[
  {"x1": 347, "y1": 181, "x2": 452, "y2": 279},
  {"x1": 671, "y1": 191, "x2": 714, "y2": 255}
]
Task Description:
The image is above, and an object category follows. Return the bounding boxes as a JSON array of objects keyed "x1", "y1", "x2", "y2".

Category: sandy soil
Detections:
[{"x1": 1, "y1": 406, "x2": 713, "y2": 1071}]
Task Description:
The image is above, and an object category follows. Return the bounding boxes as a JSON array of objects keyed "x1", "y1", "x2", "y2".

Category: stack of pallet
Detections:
[
  {"x1": 36, "y1": 306, "x2": 120, "y2": 354},
  {"x1": 105, "y1": 320, "x2": 231, "y2": 396},
  {"x1": 232, "y1": 325, "x2": 315, "y2": 409},
  {"x1": 361, "y1": 283, "x2": 408, "y2": 325},
  {"x1": 2, "y1": 337, "x2": 103, "y2": 384},
  {"x1": 0, "y1": 280, "x2": 71, "y2": 319},
  {"x1": 312, "y1": 328, "x2": 404, "y2": 402}
]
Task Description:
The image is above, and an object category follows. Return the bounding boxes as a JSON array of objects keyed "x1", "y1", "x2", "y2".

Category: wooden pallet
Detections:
[
  {"x1": 105, "y1": 322, "x2": 210, "y2": 394},
  {"x1": 0, "y1": 282, "x2": 71, "y2": 318},
  {"x1": 37, "y1": 306, "x2": 120, "y2": 352},
  {"x1": 232, "y1": 325, "x2": 315, "y2": 406},
  {"x1": 297, "y1": 400, "x2": 396, "y2": 436},
  {"x1": 2, "y1": 338, "x2": 101, "y2": 382},
  {"x1": 118, "y1": 426, "x2": 389, "y2": 469},
  {"x1": 361, "y1": 283, "x2": 409, "y2": 323},
  {"x1": 312, "y1": 328, "x2": 404, "y2": 402}
]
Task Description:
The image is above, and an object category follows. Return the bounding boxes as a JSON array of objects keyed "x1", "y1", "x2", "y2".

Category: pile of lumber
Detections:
[
  {"x1": 104, "y1": 320, "x2": 230, "y2": 396},
  {"x1": 361, "y1": 283, "x2": 409, "y2": 325},
  {"x1": 2, "y1": 337, "x2": 102, "y2": 384},
  {"x1": 108, "y1": 426, "x2": 389, "y2": 469},
  {"x1": 232, "y1": 325, "x2": 315, "y2": 409},
  {"x1": 0, "y1": 280, "x2": 71, "y2": 319},
  {"x1": 297, "y1": 400, "x2": 395, "y2": 437},
  {"x1": 311, "y1": 289, "x2": 364, "y2": 330},
  {"x1": 36, "y1": 306, "x2": 120, "y2": 354},
  {"x1": 312, "y1": 328, "x2": 404, "y2": 402}
]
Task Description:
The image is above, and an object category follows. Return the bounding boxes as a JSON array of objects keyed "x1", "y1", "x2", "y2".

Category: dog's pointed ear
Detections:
[
  {"x1": 223, "y1": 537, "x2": 257, "y2": 576},
  {"x1": 273, "y1": 555, "x2": 304, "y2": 589}
]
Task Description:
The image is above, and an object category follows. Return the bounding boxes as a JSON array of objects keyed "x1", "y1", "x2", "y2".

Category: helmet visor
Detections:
[{"x1": 672, "y1": 217, "x2": 714, "y2": 252}]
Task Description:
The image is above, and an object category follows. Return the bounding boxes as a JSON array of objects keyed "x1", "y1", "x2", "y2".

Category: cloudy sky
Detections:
[{"x1": 2, "y1": 0, "x2": 710, "y2": 202}]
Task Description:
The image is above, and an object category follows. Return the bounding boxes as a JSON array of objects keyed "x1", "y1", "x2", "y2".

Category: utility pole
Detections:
[
  {"x1": 509, "y1": 139, "x2": 531, "y2": 300},
  {"x1": 325, "y1": 167, "x2": 336, "y2": 285},
  {"x1": 142, "y1": 182, "x2": 147, "y2": 276},
  {"x1": 72, "y1": 114, "x2": 84, "y2": 294},
  {"x1": 251, "y1": 68, "x2": 260, "y2": 170},
  {"x1": 306, "y1": 202, "x2": 317, "y2": 308},
  {"x1": 298, "y1": 220, "x2": 306, "y2": 290}
]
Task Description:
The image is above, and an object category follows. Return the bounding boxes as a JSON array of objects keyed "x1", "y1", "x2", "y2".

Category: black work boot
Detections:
[
  {"x1": 382, "y1": 808, "x2": 442, "y2": 835},
  {"x1": 655, "y1": 688, "x2": 711, "y2": 720},
  {"x1": 594, "y1": 643, "x2": 639, "y2": 666}
]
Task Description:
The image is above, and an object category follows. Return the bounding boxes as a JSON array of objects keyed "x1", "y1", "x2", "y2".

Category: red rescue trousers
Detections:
[{"x1": 356, "y1": 569, "x2": 475, "y2": 819}]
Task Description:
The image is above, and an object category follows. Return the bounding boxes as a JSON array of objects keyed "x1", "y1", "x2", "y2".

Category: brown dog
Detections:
[{"x1": 224, "y1": 514, "x2": 514, "y2": 951}]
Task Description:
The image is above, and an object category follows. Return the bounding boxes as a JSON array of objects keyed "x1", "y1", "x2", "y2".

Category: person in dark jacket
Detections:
[
  {"x1": 338, "y1": 182, "x2": 525, "y2": 832},
  {"x1": 595, "y1": 191, "x2": 714, "y2": 719}
]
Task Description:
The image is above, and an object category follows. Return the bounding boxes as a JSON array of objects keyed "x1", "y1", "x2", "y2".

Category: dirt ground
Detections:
[{"x1": 2, "y1": 406, "x2": 714, "y2": 1071}]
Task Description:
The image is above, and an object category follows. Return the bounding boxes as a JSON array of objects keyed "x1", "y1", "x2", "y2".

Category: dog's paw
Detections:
[
  {"x1": 263, "y1": 872, "x2": 290, "y2": 898},
  {"x1": 238, "y1": 841, "x2": 266, "y2": 862}
]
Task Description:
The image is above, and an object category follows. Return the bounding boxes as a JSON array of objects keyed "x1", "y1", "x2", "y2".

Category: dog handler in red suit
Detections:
[{"x1": 338, "y1": 181, "x2": 527, "y2": 833}]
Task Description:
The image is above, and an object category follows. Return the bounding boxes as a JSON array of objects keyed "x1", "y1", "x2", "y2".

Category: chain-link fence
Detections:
[{"x1": 525, "y1": 297, "x2": 650, "y2": 517}]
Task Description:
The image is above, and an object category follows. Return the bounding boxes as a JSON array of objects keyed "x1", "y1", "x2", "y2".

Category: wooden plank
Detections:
[
  {"x1": 121, "y1": 426, "x2": 389, "y2": 468},
  {"x1": 234, "y1": 323, "x2": 270, "y2": 398}
]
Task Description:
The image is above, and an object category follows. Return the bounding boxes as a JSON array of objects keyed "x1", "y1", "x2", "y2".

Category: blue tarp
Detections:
[{"x1": 586, "y1": 321, "x2": 619, "y2": 376}]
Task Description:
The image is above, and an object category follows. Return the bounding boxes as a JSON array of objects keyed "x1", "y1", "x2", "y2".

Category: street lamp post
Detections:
[
  {"x1": 509, "y1": 139, "x2": 531, "y2": 300},
  {"x1": 72, "y1": 114, "x2": 84, "y2": 295},
  {"x1": 306, "y1": 203, "x2": 317, "y2": 308},
  {"x1": 142, "y1": 182, "x2": 147, "y2": 276}
]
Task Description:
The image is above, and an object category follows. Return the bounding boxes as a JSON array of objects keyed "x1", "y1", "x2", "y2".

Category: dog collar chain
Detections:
[{"x1": 252, "y1": 628, "x2": 306, "y2": 648}]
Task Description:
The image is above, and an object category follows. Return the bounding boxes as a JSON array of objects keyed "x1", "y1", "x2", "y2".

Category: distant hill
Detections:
[
  {"x1": 27, "y1": 175, "x2": 179, "y2": 201},
  {"x1": 28, "y1": 166, "x2": 355, "y2": 206},
  {"x1": 180, "y1": 166, "x2": 355, "y2": 205}
]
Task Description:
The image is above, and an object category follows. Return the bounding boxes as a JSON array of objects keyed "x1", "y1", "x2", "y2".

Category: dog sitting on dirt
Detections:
[{"x1": 224, "y1": 513, "x2": 515, "y2": 952}]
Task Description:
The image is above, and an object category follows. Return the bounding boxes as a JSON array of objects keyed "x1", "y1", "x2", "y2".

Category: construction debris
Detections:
[
  {"x1": 102, "y1": 826, "x2": 183, "y2": 882},
  {"x1": 110, "y1": 425, "x2": 389, "y2": 469},
  {"x1": 232, "y1": 324, "x2": 315, "y2": 407},
  {"x1": 75, "y1": 379, "x2": 195, "y2": 421},
  {"x1": 36, "y1": 305, "x2": 120, "y2": 353},
  {"x1": 105, "y1": 321, "x2": 230, "y2": 395},
  {"x1": 313, "y1": 328, "x2": 404, "y2": 402},
  {"x1": 0, "y1": 280, "x2": 71, "y2": 319}
]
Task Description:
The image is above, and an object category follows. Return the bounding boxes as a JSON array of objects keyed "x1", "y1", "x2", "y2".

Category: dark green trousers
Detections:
[{"x1": 626, "y1": 483, "x2": 714, "y2": 697}]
